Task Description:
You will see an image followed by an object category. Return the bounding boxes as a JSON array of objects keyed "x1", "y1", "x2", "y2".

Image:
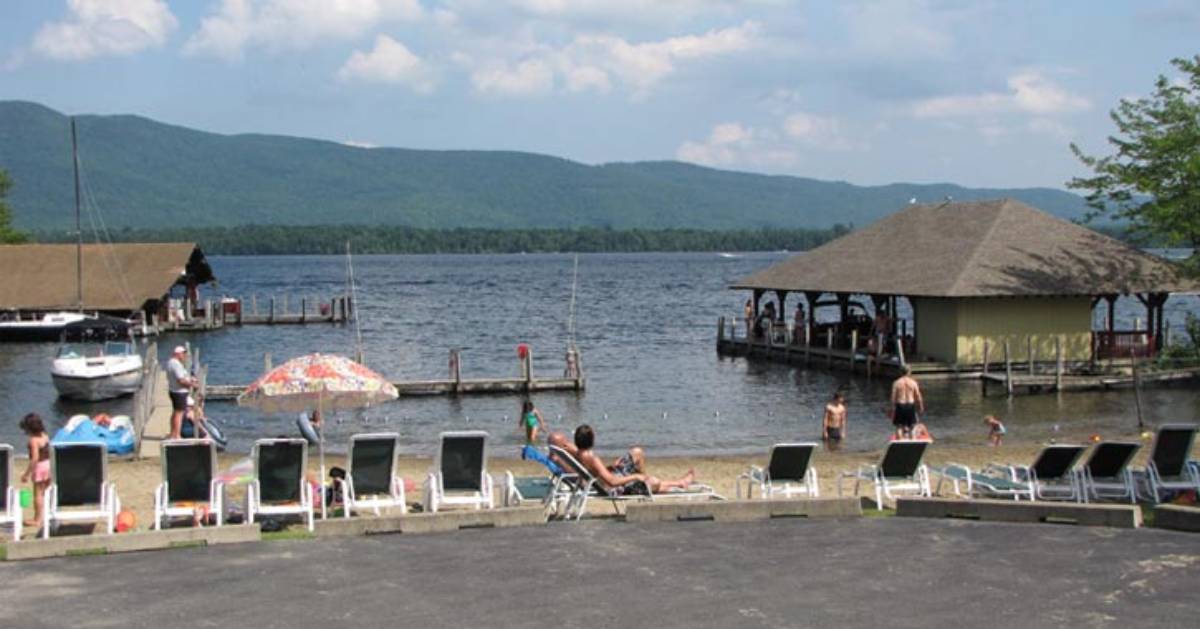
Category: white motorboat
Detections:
[
  {"x1": 0, "y1": 311, "x2": 93, "y2": 342},
  {"x1": 51, "y1": 317, "x2": 144, "y2": 401}
]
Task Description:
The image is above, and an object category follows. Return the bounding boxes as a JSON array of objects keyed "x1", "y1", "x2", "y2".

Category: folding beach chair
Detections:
[
  {"x1": 342, "y1": 432, "x2": 406, "y2": 517},
  {"x1": 43, "y1": 442, "x2": 120, "y2": 538},
  {"x1": 987, "y1": 444, "x2": 1087, "y2": 502},
  {"x1": 931, "y1": 464, "x2": 1034, "y2": 501},
  {"x1": 548, "y1": 445, "x2": 720, "y2": 520},
  {"x1": 0, "y1": 444, "x2": 21, "y2": 541},
  {"x1": 247, "y1": 439, "x2": 314, "y2": 532},
  {"x1": 837, "y1": 440, "x2": 931, "y2": 511},
  {"x1": 735, "y1": 442, "x2": 820, "y2": 499},
  {"x1": 154, "y1": 439, "x2": 224, "y2": 529},
  {"x1": 422, "y1": 431, "x2": 494, "y2": 513},
  {"x1": 1135, "y1": 424, "x2": 1200, "y2": 504},
  {"x1": 500, "y1": 445, "x2": 566, "y2": 510},
  {"x1": 1079, "y1": 441, "x2": 1141, "y2": 504}
]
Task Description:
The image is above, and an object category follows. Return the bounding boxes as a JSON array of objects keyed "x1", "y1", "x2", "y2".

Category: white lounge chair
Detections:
[
  {"x1": 43, "y1": 442, "x2": 120, "y2": 538},
  {"x1": 1079, "y1": 441, "x2": 1140, "y2": 504},
  {"x1": 0, "y1": 444, "x2": 21, "y2": 541},
  {"x1": 736, "y1": 442, "x2": 820, "y2": 499},
  {"x1": 422, "y1": 431, "x2": 494, "y2": 513},
  {"x1": 154, "y1": 439, "x2": 225, "y2": 529},
  {"x1": 342, "y1": 432, "x2": 407, "y2": 517},
  {"x1": 1135, "y1": 424, "x2": 1200, "y2": 504},
  {"x1": 247, "y1": 439, "x2": 314, "y2": 532},
  {"x1": 548, "y1": 445, "x2": 720, "y2": 520},
  {"x1": 838, "y1": 440, "x2": 931, "y2": 510},
  {"x1": 932, "y1": 464, "x2": 1034, "y2": 501},
  {"x1": 988, "y1": 444, "x2": 1087, "y2": 502}
]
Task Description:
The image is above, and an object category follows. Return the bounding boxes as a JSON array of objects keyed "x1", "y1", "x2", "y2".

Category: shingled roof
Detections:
[
  {"x1": 0, "y1": 242, "x2": 213, "y2": 312},
  {"x1": 732, "y1": 199, "x2": 1197, "y2": 298}
]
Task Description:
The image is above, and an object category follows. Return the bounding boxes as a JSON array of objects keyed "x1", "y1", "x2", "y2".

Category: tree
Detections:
[
  {"x1": 1068, "y1": 55, "x2": 1200, "y2": 274},
  {"x1": 0, "y1": 169, "x2": 29, "y2": 244}
]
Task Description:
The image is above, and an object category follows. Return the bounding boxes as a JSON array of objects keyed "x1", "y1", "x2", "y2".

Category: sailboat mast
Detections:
[{"x1": 71, "y1": 118, "x2": 82, "y2": 312}]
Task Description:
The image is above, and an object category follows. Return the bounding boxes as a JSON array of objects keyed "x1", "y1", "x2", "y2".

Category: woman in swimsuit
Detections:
[
  {"x1": 19, "y1": 413, "x2": 51, "y2": 530},
  {"x1": 519, "y1": 399, "x2": 546, "y2": 445}
]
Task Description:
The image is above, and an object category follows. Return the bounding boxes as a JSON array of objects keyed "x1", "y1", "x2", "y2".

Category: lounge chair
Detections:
[
  {"x1": 1079, "y1": 441, "x2": 1141, "y2": 504},
  {"x1": 247, "y1": 438, "x2": 314, "y2": 532},
  {"x1": 735, "y1": 442, "x2": 820, "y2": 499},
  {"x1": 0, "y1": 444, "x2": 20, "y2": 541},
  {"x1": 500, "y1": 445, "x2": 566, "y2": 510},
  {"x1": 548, "y1": 445, "x2": 720, "y2": 520},
  {"x1": 837, "y1": 440, "x2": 931, "y2": 510},
  {"x1": 422, "y1": 431, "x2": 494, "y2": 513},
  {"x1": 987, "y1": 444, "x2": 1087, "y2": 502},
  {"x1": 43, "y1": 442, "x2": 120, "y2": 538},
  {"x1": 1135, "y1": 424, "x2": 1200, "y2": 504},
  {"x1": 341, "y1": 432, "x2": 406, "y2": 517},
  {"x1": 154, "y1": 439, "x2": 225, "y2": 529},
  {"x1": 931, "y1": 464, "x2": 1035, "y2": 501}
]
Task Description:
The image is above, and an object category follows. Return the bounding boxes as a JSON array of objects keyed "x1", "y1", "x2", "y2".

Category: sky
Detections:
[{"x1": 0, "y1": 0, "x2": 1197, "y2": 190}]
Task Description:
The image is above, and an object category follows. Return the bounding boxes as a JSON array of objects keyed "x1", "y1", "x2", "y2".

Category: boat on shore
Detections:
[{"x1": 51, "y1": 316, "x2": 143, "y2": 401}]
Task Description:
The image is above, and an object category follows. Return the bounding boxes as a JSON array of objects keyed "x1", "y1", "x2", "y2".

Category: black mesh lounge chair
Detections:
[
  {"x1": 422, "y1": 431, "x2": 494, "y2": 513},
  {"x1": 342, "y1": 432, "x2": 406, "y2": 517},
  {"x1": 838, "y1": 440, "x2": 931, "y2": 510},
  {"x1": 987, "y1": 444, "x2": 1087, "y2": 502},
  {"x1": 247, "y1": 438, "x2": 313, "y2": 532},
  {"x1": 0, "y1": 444, "x2": 20, "y2": 541},
  {"x1": 44, "y1": 442, "x2": 120, "y2": 538},
  {"x1": 1135, "y1": 425, "x2": 1200, "y2": 504},
  {"x1": 1080, "y1": 441, "x2": 1141, "y2": 504},
  {"x1": 735, "y1": 442, "x2": 820, "y2": 499},
  {"x1": 154, "y1": 439, "x2": 224, "y2": 529}
]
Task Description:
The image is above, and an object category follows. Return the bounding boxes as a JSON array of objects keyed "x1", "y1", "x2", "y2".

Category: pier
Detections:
[{"x1": 149, "y1": 294, "x2": 353, "y2": 334}]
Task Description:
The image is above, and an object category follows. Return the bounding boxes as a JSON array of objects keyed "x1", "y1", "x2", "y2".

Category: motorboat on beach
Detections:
[
  {"x1": 0, "y1": 311, "x2": 94, "y2": 342},
  {"x1": 50, "y1": 316, "x2": 144, "y2": 401}
]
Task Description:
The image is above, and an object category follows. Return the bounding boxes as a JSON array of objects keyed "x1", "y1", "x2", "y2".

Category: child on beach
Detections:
[
  {"x1": 822, "y1": 391, "x2": 847, "y2": 451},
  {"x1": 19, "y1": 413, "x2": 50, "y2": 531},
  {"x1": 912, "y1": 422, "x2": 934, "y2": 442},
  {"x1": 519, "y1": 400, "x2": 546, "y2": 444},
  {"x1": 984, "y1": 415, "x2": 1006, "y2": 446}
]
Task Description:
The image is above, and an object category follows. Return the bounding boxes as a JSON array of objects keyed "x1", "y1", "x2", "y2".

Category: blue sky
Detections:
[{"x1": 1, "y1": 1, "x2": 1197, "y2": 189}]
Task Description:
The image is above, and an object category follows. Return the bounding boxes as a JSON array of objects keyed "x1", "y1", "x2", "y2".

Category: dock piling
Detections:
[
  {"x1": 850, "y1": 330, "x2": 858, "y2": 373},
  {"x1": 826, "y1": 329, "x2": 833, "y2": 368},
  {"x1": 1004, "y1": 340, "x2": 1013, "y2": 396},
  {"x1": 269, "y1": 297, "x2": 275, "y2": 324},
  {"x1": 1055, "y1": 336, "x2": 1063, "y2": 391},
  {"x1": 1027, "y1": 337, "x2": 1035, "y2": 376}
]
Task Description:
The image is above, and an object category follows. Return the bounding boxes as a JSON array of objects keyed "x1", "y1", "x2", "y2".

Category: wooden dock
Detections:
[
  {"x1": 980, "y1": 368, "x2": 1200, "y2": 396},
  {"x1": 142, "y1": 294, "x2": 354, "y2": 335}
]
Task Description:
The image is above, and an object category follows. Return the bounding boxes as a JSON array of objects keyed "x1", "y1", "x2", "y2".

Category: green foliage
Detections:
[
  {"x1": 0, "y1": 169, "x2": 29, "y2": 243},
  {"x1": 32, "y1": 224, "x2": 849, "y2": 255},
  {"x1": 0, "y1": 100, "x2": 1093, "y2": 232},
  {"x1": 1069, "y1": 56, "x2": 1200, "y2": 274}
]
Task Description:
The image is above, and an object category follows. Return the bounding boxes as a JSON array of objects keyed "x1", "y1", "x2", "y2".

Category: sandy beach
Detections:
[{"x1": 9, "y1": 423, "x2": 1196, "y2": 537}]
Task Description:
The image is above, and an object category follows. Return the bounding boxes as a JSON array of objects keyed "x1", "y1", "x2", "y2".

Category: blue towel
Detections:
[{"x1": 522, "y1": 445, "x2": 564, "y2": 476}]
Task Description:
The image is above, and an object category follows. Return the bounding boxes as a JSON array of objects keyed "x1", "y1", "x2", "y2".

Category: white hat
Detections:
[{"x1": 173, "y1": 345, "x2": 187, "y2": 354}]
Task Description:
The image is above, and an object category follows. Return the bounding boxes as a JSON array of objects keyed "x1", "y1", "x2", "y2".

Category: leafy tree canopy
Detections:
[
  {"x1": 0, "y1": 169, "x2": 29, "y2": 243},
  {"x1": 1069, "y1": 55, "x2": 1200, "y2": 274}
]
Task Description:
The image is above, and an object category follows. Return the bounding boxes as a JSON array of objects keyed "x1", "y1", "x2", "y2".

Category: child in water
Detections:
[
  {"x1": 519, "y1": 400, "x2": 546, "y2": 445},
  {"x1": 19, "y1": 413, "x2": 51, "y2": 530},
  {"x1": 984, "y1": 415, "x2": 1006, "y2": 446}
]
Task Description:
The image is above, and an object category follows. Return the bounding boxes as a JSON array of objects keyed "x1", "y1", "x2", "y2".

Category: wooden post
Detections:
[
  {"x1": 850, "y1": 330, "x2": 858, "y2": 373},
  {"x1": 717, "y1": 316, "x2": 725, "y2": 350},
  {"x1": 982, "y1": 340, "x2": 990, "y2": 376},
  {"x1": 1131, "y1": 347, "x2": 1144, "y2": 430},
  {"x1": 524, "y1": 348, "x2": 534, "y2": 389},
  {"x1": 804, "y1": 323, "x2": 811, "y2": 366},
  {"x1": 449, "y1": 349, "x2": 462, "y2": 394},
  {"x1": 301, "y1": 297, "x2": 307, "y2": 323},
  {"x1": 269, "y1": 297, "x2": 275, "y2": 324},
  {"x1": 1055, "y1": 336, "x2": 1063, "y2": 391},
  {"x1": 237, "y1": 299, "x2": 243, "y2": 325},
  {"x1": 251, "y1": 294, "x2": 258, "y2": 316},
  {"x1": 826, "y1": 328, "x2": 834, "y2": 368},
  {"x1": 1027, "y1": 337, "x2": 1035, "y2": 376},
  {"x1": 264, "y1": 352, "x2": 272, "y2": 372},
  {"x1": 282, "y1": 294, "x2": 289, "y2": 317},
  {"x1": 896, "y1": 336, "x2": 907, "y2": 368},
  {"x1": 1004, "y1": 339, "x2": 1013, "y2": 396}
]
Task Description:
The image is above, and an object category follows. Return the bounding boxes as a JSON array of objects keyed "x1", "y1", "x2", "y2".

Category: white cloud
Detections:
[
  {"x1": 677, "y1": 122, "x2": 766, "y2": 167},
  {"x1": 184, "y1": 0, "x2": 426, "y2": 60},
  {"x1": 31, "y1": 0, "x2": 177, "y2": 61},
  {"x1": 468, "y1": 21, "x2": 759, "y2": 97},
  {"x1": 912, "y1": 71, "x2": 1090, "y2": 118},
  {"x1": 338, "y1": 34, "x2": 433, "y2": 92}
]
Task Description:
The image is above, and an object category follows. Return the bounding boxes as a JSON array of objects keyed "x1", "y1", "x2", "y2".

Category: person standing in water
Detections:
[
  {"x1": 519, "y1": 399, "x2": 546, "y2": 444},
  {"x1": 890, "y1": 365, "x2": 924, "y2": 439},
  {"x1": 822, "y1": 391, "x2": 847, "y2": 451}
]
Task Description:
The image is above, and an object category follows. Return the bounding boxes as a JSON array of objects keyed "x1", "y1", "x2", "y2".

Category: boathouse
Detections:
[
  {"x1": 0, "y1": 242, "x2": 214, "y2": 319},
  {"x1": 726, "y1": 199, "x2": 1197, "y2": 369}
]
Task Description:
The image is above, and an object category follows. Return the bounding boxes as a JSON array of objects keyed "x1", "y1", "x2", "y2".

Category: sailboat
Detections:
[{"x1": 45, "y1": 118, "x2": 143, "y2": 400}]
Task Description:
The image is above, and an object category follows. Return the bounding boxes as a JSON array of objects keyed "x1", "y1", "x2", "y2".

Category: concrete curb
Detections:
[
  {"x1": 625, "y1": 498, "x2": 862, "y2": 523},
  {"x1": 1154, "y1": 505, "x2": 1200, "y2": 532},
  {"x1": 312, "y1": 507, "x2": 546, "y2": 538},
  {"x1": 895, "y1": 497, "x2": 1142, "y2": 528},
  {"x1": 5, "y1": 525, "x2": 260, "y2": 561}
]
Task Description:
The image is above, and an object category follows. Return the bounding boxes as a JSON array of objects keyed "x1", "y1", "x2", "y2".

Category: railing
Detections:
[{"x1": 1094, "y1": 331, "x2": 1156, "y2": 360}]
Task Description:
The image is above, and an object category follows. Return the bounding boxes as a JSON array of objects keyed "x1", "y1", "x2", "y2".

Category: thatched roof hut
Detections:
[
  {"x1": 731, "y1": 199, "x2": 1197, "y2": 366},
  {"x1": 0, "y1": 242, "x2": 213, "y2": 314}
]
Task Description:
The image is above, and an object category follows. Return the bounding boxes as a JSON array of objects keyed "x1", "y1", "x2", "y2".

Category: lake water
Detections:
[{"x1": 1, "y1": 252, "x2": 1198, "y2": 456}]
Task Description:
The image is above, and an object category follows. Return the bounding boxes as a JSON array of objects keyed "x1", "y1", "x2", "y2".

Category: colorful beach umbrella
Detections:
[{"x1": 237, "y1": 353, "x2": 398, "y2": 518}]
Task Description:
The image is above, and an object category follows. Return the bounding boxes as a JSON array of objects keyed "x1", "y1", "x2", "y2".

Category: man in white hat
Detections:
[{"x1": 166, "y1": 346, "x2": 197, "y2": 439}]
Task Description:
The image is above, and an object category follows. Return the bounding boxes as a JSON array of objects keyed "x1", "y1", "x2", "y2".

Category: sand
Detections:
[{"x1": 10, "y1": 424, "x2": 1195, "y2": 536}]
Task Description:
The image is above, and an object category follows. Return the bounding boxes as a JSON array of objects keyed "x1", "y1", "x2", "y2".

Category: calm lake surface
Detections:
[{"x1": 1, "y1": 252, "x2": 1197, "y2": 456}]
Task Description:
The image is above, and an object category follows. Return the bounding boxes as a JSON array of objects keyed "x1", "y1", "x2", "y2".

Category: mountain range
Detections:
[{"x1": 0, "y1": 100, "x2": 1090, "y2": 231}]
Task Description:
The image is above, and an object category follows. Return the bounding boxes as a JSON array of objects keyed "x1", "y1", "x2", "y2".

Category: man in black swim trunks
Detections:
[{"x1": 890, "y1": 365, "x2": 924, "y2": 439}]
